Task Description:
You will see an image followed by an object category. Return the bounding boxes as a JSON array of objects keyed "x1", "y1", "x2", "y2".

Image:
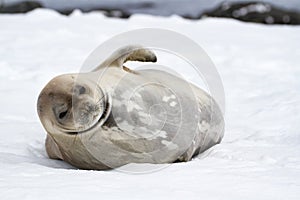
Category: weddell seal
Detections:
[{"x1": 37, "y1": 45, "x2": 224, "y2": 170}]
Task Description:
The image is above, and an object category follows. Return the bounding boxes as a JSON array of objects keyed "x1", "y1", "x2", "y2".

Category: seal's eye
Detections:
[
  {"x1": 74, "y1": 85, "x2": 86, "y2": 95},
  {"x1": 59, "y1": 109, "x2": 68, "y2": 119},
  {"x1": 54, "y1": 103, "x2": 69, "y2": 121},
  {"x1": 79, "y1": 86, "x2": 86, "y2": 95}
]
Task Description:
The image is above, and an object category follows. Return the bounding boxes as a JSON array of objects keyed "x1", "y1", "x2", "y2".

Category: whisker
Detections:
[{"x1": 96, "y1": 95, "x2": 106, "y2": 104}]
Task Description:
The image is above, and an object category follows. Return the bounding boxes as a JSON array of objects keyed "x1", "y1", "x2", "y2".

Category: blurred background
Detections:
[{"x1": 1, "y1": 0, "x2": 300, "y2": 25}]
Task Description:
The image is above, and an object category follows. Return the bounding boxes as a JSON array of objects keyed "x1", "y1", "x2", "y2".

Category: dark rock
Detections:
[
  {"x1": 58, "y1": 7, "x2": 130, "y2": 19},
  {"x1": 102, "y1": 9, "x2": 130, "y2": 19},
  {"x1": 202, "y1": 1, "x2": 300, "y2": 25},
  {"x1": 0, "y1": 1, "x2": 42, "y2": 14},
  {"x1": 1, "y1": 0, "x2": 300, "y2": 25}
]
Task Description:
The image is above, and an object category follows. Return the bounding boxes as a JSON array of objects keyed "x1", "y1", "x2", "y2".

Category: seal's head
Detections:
[
  {"x1": 37, "y1": 45, "x2": 156, "y2": 137},
  {"x1": 37, "y1": 74, "x2": 107, "y2": 135}
]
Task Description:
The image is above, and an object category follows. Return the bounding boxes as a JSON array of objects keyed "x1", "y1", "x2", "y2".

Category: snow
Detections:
[{"x1": 1, "y1": 9, "x2": 300, "y2": 199}]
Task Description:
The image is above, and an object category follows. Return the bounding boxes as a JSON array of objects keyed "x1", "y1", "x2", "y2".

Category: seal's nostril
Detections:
[{"x1": 59, "y1": 110, "x2": 68, "y2": 119}]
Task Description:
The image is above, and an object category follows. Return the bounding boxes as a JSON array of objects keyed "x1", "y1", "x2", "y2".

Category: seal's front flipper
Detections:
[
  {"x1": 93, "y1": 45, "x2": 157, "y2": 71},
  {"x1": 45, "y1": 134, "x2": 63, "y2": 160}
]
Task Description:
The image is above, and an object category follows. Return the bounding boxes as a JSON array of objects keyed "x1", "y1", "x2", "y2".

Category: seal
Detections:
[{"x1": 37, "y1": 45, "x2": 224, "y2": 170}]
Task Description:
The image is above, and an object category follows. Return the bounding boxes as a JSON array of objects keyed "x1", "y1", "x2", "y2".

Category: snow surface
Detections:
[{"x1": 0, "y1": 9, "x2": 300, "y2": 200}]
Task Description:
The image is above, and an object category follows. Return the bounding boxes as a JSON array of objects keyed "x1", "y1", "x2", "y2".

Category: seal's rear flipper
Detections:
[{"x1": 93, "y1": 45, "x2": 157, "y2": 71}]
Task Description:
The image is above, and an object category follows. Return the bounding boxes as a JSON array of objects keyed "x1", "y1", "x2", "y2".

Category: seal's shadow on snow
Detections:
[{"x1": 23, "y1": 139, "x2": 219, "y2": 172}]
